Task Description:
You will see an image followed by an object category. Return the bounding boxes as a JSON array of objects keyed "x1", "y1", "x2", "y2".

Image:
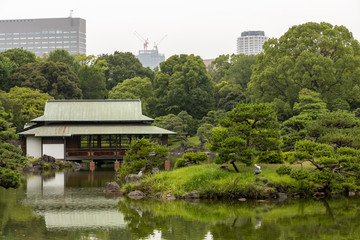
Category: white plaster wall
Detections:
[
  {"x1": 26, "y1": 136, "x2": 42, "y2": 158},
  {"x1": 43, "y1": 144, "x2": 64, "y2": 159}
]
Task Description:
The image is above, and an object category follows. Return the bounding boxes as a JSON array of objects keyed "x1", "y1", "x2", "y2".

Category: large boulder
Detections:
[
  {"x1": 125, "y1": 174, "x2": 139, "y2": 183},
  {"x1": 128, "y1": 190, "x2": 145, "y2": 200},
  {"x1": 104, "y1": 181, "x2": 121, "y2": 193},
  {"x1": 42, "y1": 154, "x2": 56, "y2": 163}
]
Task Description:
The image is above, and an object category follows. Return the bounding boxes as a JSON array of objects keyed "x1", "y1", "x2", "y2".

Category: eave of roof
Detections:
[{"x1": 19, "y1": 124, "x2": 176, "y2": 137}]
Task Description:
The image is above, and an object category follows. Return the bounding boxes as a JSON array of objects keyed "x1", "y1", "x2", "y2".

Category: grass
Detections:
[{"x1": 122, "y1": 163, "x2": 314, "y2": 199}]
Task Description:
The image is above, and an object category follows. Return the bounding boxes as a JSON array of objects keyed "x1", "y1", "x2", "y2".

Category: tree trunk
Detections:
[{"x1": 231, "y1": 161, "x2": 239, "y2": 172}]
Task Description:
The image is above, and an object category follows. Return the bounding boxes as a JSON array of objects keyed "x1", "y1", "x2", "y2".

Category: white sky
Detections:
[{"x1": 0, "y1": 0, "x2": 359, "y2": 60}]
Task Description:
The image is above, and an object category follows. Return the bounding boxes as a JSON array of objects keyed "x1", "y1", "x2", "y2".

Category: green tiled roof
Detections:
[{"x1": 32, "y1": 100, "x2": 153, "y2": 122}]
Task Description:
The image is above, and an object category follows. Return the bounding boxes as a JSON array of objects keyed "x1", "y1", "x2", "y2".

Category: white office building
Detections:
[{"x1": 237, "y1": 31, "x2": 268, "y2": 55}]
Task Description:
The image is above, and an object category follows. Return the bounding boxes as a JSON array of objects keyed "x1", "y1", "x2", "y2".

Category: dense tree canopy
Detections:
[
  {"x1": 8, "y1": 61, "x2": 82, "y2": 99},
  {"x1": 0, "y1": 87, "x2": 53, "y2": 131},
  {"x1": 152, "y1": 54, "x2": 214, "y2": 119},
  {"x1": 0, "y1": 49, "x2": 37, "y2": 68},
  {"x1": 97, "y1": 51, "x2": 154, "y2": 90},
  {"x1": 0, "y1": 55, "x2": 14, "y2": 91},
  {"x1": 248, "y1": 22, "x2": 360, "y2": 113},
  {"x1": 109, "y1": 77, "x2": 153, "y2": 114}
]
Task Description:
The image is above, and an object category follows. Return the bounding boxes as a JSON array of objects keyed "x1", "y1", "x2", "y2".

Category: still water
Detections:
[{"x1": 1, "y1": 168, "x2": 360, "y2": 240}]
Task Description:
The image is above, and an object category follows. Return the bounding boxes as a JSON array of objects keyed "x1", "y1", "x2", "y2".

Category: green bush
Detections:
[
  {"x1": 290, "y1": 169, "x2": 309, "y2": 180},
  {"x1": 0, "y1": 168, "x2": 20, "y2": 188},
  {"x1": 282, "y1": 152, "x2": 296, "y2": 164},
  {"x1": 276, "y1": 165, "x2": 292, "y2": 175},
  {"x1": 256, "y1": 151, "x2": 283, "y2": 164},
  {"x1": 174, "y1": 158, "x2": 186, "y2": 169}
]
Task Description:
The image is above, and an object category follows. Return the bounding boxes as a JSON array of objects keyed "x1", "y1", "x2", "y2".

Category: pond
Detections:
[{"x1": 1, "y1": 167, "x2": 360, "y2": 240}]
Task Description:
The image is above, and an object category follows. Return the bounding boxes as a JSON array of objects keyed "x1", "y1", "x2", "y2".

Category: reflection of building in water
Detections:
[{"x1": 24, "y1": 172, "x2": 125, "y2": 230}]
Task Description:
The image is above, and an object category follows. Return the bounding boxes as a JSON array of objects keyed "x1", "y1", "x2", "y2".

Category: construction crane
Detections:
[
  {"x1": 154, "y1": 35, "x2": 167, "y2": 51},
  {"x1": 134, "y1": 31, "x2": 149, "y2": 50}
]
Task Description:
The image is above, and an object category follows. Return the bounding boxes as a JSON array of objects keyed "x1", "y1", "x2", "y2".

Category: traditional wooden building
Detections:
[{"x1": 19, "y1": 100, "x2": 175, "y2": 161}]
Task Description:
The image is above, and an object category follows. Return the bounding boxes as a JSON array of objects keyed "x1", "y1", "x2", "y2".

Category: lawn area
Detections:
[{"x1": 122, "y1": 163, "x2": 313, "y2": 199}]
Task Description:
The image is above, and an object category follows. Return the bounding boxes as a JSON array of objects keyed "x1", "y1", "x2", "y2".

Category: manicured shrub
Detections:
[
  {"x1": 290, "y1": 169, "x2": 309, "y2": 180},
  {"x1": 256, "y1": 151, "x2": 283, "y2": 164},
  {"x1": 174, "y1": 158, "x2": 186, "y2": 169},
  {"x1": 276, "y1": 165, "x2": 292, "y2": 175}
]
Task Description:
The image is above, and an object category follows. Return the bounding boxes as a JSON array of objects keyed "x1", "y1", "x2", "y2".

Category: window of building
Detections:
[
  {"x1": 42, "y1": 37, "x2": 48, "y2": 39},
  {"x1": 42, "y1": 42, "x2": 48, "y2": 44},
  {"x1": 70, "y1": 31, "x2": 77, "y2": 33},
  {"x1": 13, "y1": 37, "x2": 19, "y2": 40},
  {"x1": 27, "y1": 37, "x2": 33, "y2": 40},
  {"x1": 63, "y1": 36, "x2": 69, "y2": 39},
  {"x1": 0, "y1": 38, "x2": 4, "y2": 40},
  {"x1": 42, "y1": 30, "x2": 48, "y2": 34},
  {"x1": 35, "y1": 37, "x2": 41, "y2": 39},
  {"x1": 56, "y1": 30, "x2": 62, "y2": 34},
  {"x1": 49, "y1": 30, "x2": 55, "y2": 34},
  {"x1": 13, "y1": 33, "x2": 19, "y2": 35},
  {"x1": 28, "y1": 42, "x2": 34, "y2": 44},
  {"x1": 56, "y1": 36, "x2": 62, "y2": 39}
]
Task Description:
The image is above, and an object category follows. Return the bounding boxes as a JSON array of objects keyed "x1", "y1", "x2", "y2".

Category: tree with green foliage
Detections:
[
  {"x1": 153, "y1": 114, "x2": 187, "y2": 142},
  {"x1": 174, "y1": 152, "x2": 208, "y2": 169},
  {"x1": 78, "y1": 65, "x2": 107, "y2": 99},
  {"x1": 109, "y1": 77, "x2": 153, "y2": 114},
  {"x1": 0, "y1": 48, "x2": 37, "y2": 68},
  {"x1": 117, "y1": 138, "x2": 168, "y2": 182},
  {"x1": 222, "y1": 54, "x2": 256, "y2": 89},
  {"x1": 0, "y1": 55, "x2": 15, "y2": 91},
  {"x1": 8, "y1": 61, "x2": 82, "y2": 99},
  {"x1": 280, "y1": 88, "x2": 328, "y2": 151},
  {"x1": 153, "y1": 54, "x2": 214, "y2": 119},
  {"x1": 214, "y1": 81, "x2": 246, "y2": 111},
  {"x1": 207, "y1": 54, "x2": 231, "y2": 83},
  {"x1": 306, "y1": 110, "x2": 360, "y2": 148},
  {"x1": 248, "y1": 22, "x2": 360, "y2": 112},
  {"x1": 46, "y1": 49, "x2": 78, "y2": 71},
  {"x1": 0, "y1": 87, "x2": 53, "y2": 131},
  {"x1": 293, "y1": 140, "x2": 360, "y2": 195},
  {"x1": 197, "y1": 123, "x2": 214, "y2": 146},
  {"x1": 211, "y1": 103, "x2": 280, "y2": 171},
  {"x1": 97, "y1": 51, "x2": 154, "y2": 90},
  {"x1": 0, "y1": 106, "x2": 27, "y2": 189}
]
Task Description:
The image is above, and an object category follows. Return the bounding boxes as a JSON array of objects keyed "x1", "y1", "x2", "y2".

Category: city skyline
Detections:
[{"x1": 0, "y1": 0, "x2": 359, "y2": 60}]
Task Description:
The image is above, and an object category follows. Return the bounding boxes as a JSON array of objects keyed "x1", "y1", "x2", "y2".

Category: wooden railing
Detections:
[{"x1": 66, "y1": 148, "x2": 128, "y2": 157}]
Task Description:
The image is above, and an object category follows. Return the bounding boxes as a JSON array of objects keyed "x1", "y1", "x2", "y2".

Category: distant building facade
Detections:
[
  {"x1": 0, "y1": 17, "x2": 86, "y2": 56},
  {"x1": 237, "y1": 31, "x2": 268, "y2": 55},
  {"x1": 136, "y1": 49, "x2": 165, "y2": 69}
]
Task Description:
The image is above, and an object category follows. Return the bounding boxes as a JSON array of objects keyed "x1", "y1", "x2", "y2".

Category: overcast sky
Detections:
[{"x1": 0, "y1": 0, "x2": 359, "y2": 59}]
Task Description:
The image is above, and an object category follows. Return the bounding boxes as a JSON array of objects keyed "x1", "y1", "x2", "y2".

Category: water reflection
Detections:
[{"x1": 1, "y1": 169, "x2": 360, "y2": 240}]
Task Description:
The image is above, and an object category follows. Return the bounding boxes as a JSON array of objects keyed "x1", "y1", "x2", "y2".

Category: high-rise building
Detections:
[
  {"x1": 0, "y1": 17, "x2": 86, "y2": 56},
  {"x1": 136, "y1": 49, "x2": 165, "y2": 69},
  {"x1": 237, "y1": 31, "x2": 268, "y2": 55}
]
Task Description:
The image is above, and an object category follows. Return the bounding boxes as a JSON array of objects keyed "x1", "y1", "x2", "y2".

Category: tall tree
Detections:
[
  {"x1": 248, "y1": 22, "x2": 360, "y2": 111},
  {"x1": 0, "y1": 87, "x2": 53, "y2": 131},
  {"x1": 153, "y1": 54, "x2": 214, "y2": 119},
  {"x1": 46, "y1": 49, "x2": 79, "y2": 73},
  {"x1": 97, "y1": 51, "x2": 154, "y2": 90},
  {"x1": 109, "y1": 77, "x2": 153, "y2": 114},
  {"x1": 211, "y1": 103, "x2": 280, "y2": 171},
  {"x1": 222, "y1": 54, "x2": 256, "y2": 89},
  {"x1": 0, "y1": 48, "x2": 37, "y2": 68},
  {"x1": 0, "y1": 55, "x2": 15, "y2": 91},
  {"x1": 8, "y1": 61, "x2": 82, "y2": 99}
]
